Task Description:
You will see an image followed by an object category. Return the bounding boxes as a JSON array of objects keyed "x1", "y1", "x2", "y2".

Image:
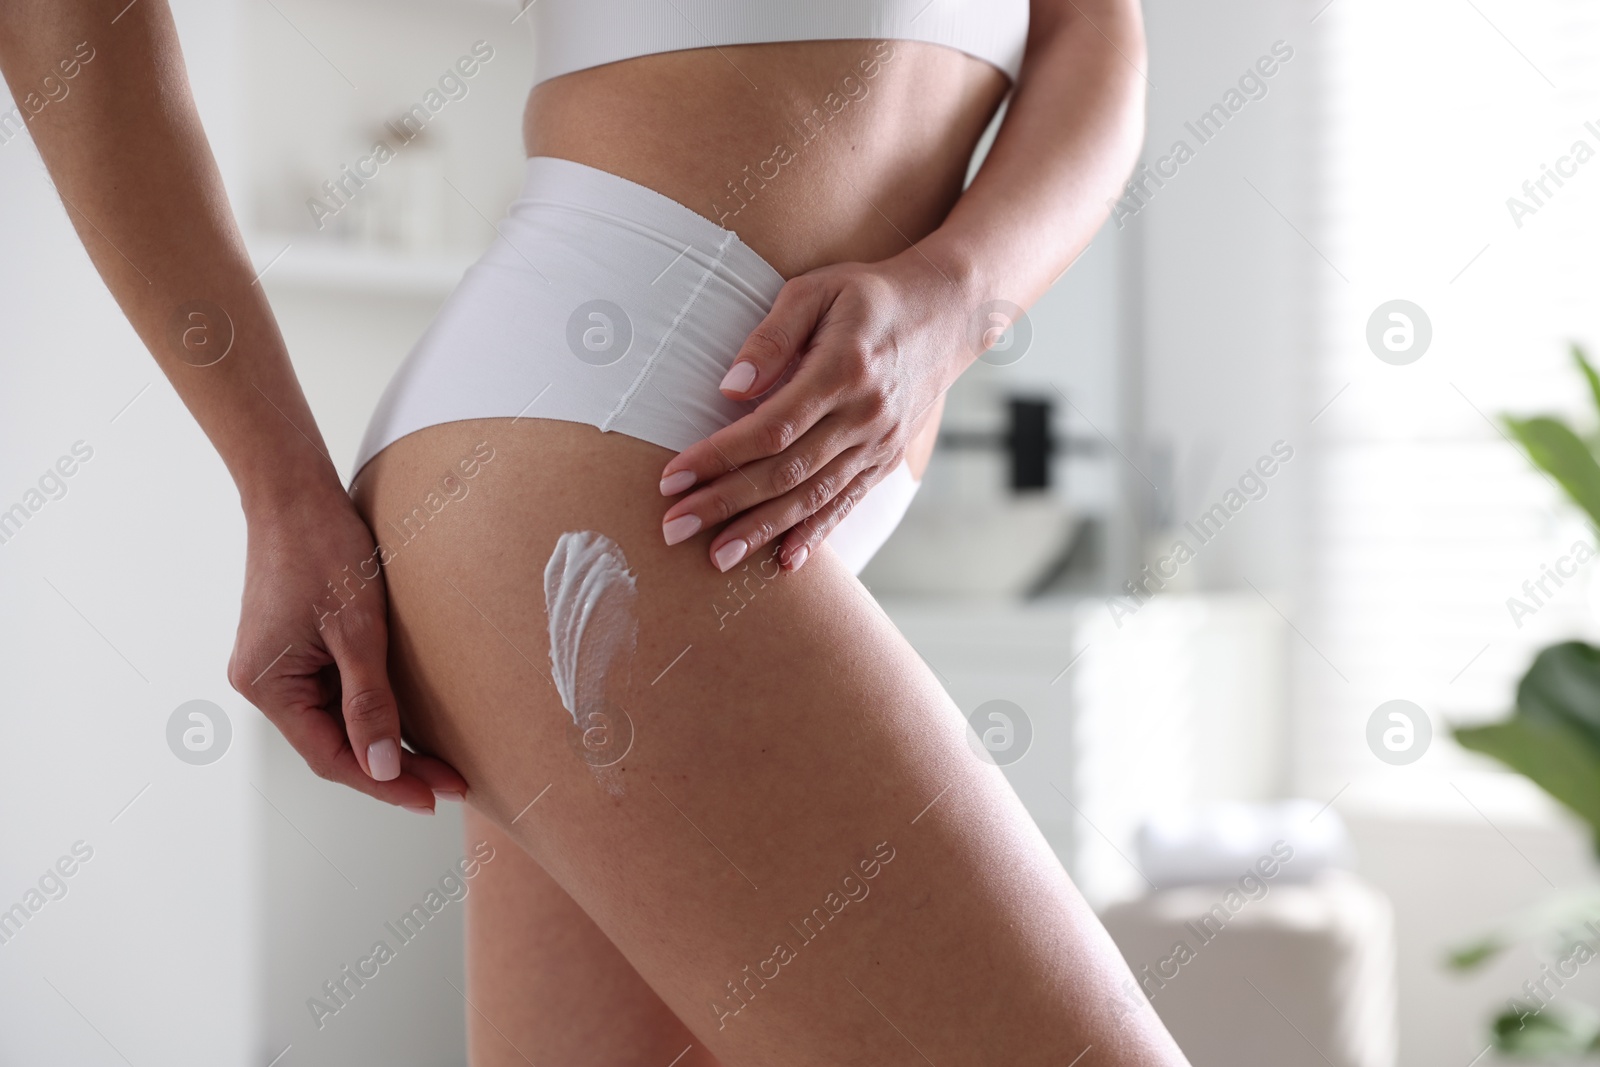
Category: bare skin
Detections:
[
  {"x1": 523, "y1": 41, "x2": 1009, "y2": 280},
  {"x1": 353, "y1": 417, "x2": 1184, "y2": 1066},
  {"x1": 377, "y1": 16, "x2": 1177, "y2": 1067},
  {"x1": 454, "y1": 40, "x2": 1007, "y2": 1065},
  {"x1": 461, "y1": 806, "x2": 718, "y2": 1065},
  {"x1": 1, "y1": 1, "x2": 1183, "y2": 1062}
]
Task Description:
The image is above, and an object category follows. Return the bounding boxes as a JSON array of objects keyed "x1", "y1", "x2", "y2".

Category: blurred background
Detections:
[{"x1": 7, "y1": 0, "x2": 1600, "y2": 1063}]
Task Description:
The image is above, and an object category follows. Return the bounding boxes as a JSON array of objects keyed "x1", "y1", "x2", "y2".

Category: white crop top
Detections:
[{"x1": 526, "y1": 0, "x2": 1030, "y2": 86}]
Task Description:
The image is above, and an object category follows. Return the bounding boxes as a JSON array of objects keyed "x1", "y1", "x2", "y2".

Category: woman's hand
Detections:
[
  {"x1": 657, "y1": 253, "x2": 978, "y2": 572},
  {"x1": 226, "y1": 482, "x2": 466, "y2": 813}
]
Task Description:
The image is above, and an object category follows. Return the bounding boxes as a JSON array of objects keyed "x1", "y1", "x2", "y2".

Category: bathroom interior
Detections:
[{"x1": 7, "y1": 0, "x2": 1600, "y2": 1064}]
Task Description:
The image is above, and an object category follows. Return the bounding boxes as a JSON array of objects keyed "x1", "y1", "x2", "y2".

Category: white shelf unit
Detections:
[
  {"x1": 233, "y1": 0, "x2": 532, "y2": 302},
  {"x1": 246, "y1": 233, "x2": 479, "y2": 298}
]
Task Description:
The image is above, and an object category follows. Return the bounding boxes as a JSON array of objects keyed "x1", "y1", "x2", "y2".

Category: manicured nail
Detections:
[
  {"x1": 434, "y1": 790, "x2": 464, "y2": 803},
  {"x1": 367, "y1": 738, "x2": 400, "y2": 781},
  {"x1": 786, "y1": 544, "x2": 809, "y2": 570},
  {"x1": 663, "y1": 514, "x2": 701, "y2": 545},
  {"x1": 714, "y1": 538, "x2": 749, "y2": 572},
  {"x1": 720, "y1": 361, "x2": 757, "y2": 393},
  {"x1": 402, "y1": 804, "x2": 435, "y2": 816},
  {"x1": 659, "y1": 470, "x2": 696, "y2": 495}
]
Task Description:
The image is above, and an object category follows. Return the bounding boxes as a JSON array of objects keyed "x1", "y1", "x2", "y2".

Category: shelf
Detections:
[{"x1": 245, "y1": 232, "x2": 480, "y2": 298}]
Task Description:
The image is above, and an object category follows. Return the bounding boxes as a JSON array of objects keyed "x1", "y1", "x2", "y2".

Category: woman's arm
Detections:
[
  {"x1": 916, "y1": 0, "x2": 1148, "y2": 310},
  {"x1": 657, "y1": 0, "x2": 1147, "y2": 571},
  {"x1": 0, "y1": 1, "x2": 336, "y2": 510},
  {"x1": 0, "y1": 0, "x2": 464, "y2": 809}
]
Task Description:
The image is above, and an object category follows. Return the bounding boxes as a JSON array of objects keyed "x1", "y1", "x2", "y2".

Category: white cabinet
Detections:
[{"x1": 882, "y1": 592, "x2": 1288, "y2": 908}]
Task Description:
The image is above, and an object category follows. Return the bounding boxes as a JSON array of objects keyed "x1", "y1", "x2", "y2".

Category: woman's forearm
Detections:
[
  {"x1": 922, "y1": 0, "x2": 1147, "y2": 330},
  {"x1": 657, "y1": 1, "x2": 1147, "y2": 568},
  {"x1": 0, "y1": 0, "x2": 344, "y2": 512}
]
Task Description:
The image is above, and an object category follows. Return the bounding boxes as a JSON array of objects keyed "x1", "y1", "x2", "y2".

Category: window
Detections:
[{"x1": 1299, "y1": 0, "x2": 1600, "y2": 812}]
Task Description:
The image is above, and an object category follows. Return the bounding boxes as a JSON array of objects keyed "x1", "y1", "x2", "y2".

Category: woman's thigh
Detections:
[
  {"x1": 455, "y1": 410, "x2": 946, "y2": 1067},
  {"x1": 462, "y1": 805, "x2": 721, "y2": 1066},
  {"x1": 353, "y1": 416, "x2": 1184, "y2": 1067}
]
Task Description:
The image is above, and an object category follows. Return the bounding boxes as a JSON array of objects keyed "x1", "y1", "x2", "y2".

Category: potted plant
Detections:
[{"x1": 1449, "y1": 344, "x2": 1600, "y2": 1056}]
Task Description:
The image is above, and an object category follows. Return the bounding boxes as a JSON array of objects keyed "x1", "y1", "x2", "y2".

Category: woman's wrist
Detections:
[
  {"x1": 236, "y1": 454, "x2": 352, "y2": 522},
  {"x1": 898, "y1": 227, "x2": 990, "y2": 307},
  {"x1": 886, "y1": 231, "x2": 1002, "y2": 384}
]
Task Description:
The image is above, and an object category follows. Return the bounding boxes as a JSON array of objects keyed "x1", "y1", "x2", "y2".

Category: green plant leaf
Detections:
[
  {"x1": 1445, "y1": 936, "x2": 1504, "y2": 970},
  {"x1": 1517, "y1": 642, "x2": 1600, "y2": 756},
  {"x1": 1454, "y1": 710, "x2": 1600, "y2": 848},
  {"x1": 1491, "y1": 1003, "x2": 1600, "y2": 1054},
  {"x1": 1574, "y1": 343, "x2": 1600, "y2": 425},
  {"x1": 1504, "y1": 415, "x2": 1600, "y2": 531},
  {"x1": 1446, "y1": 889, "x2": 1600, "y2": 973}
]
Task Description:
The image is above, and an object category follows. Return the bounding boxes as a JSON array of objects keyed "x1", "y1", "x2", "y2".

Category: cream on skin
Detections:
[{"x1": 543, "y1": 531, "x2": 638, "y2": 724}]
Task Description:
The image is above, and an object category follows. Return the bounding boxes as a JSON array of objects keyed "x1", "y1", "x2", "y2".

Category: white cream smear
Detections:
[{"x1": 543, "y1": 530, "x2": 638, "y2": 725}]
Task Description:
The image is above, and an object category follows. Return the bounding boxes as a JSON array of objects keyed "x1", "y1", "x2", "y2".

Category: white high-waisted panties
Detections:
[{"x1": 352, "y1": 155, "x2": 919, "y2": 574}]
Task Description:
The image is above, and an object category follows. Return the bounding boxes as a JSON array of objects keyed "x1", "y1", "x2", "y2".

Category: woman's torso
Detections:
[{"x1": 523, "y1": 39, "x2": 1012, "y2": 279}]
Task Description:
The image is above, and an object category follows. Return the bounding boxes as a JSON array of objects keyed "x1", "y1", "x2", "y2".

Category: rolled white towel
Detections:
[{"x1": 1136, "y1": 799, "x2": 1354, "y2": 888}]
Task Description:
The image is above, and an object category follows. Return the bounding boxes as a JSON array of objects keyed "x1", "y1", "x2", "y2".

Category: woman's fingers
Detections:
[
  {"x1": 659, "y1": 386, "x2": 836, "y2": 505},
  {"x1": 230, "y1": 616, "x2": 444, "y2": 812},
  {"x1": 662, "y1": 416, "x2": 861, "y2": 555},
  {"x1": 720, "y1": 458, "x2": 882, "y2": 573},
  {"x1": 321, "y1": 605, "x2": 411, "y2": 784},
  {"x1": 660, "y1": 281, "x2": 835, "y2": 495},
  {"x1": 402, "y1": 749, "x2": 469, "y2": 802},
  {"x1": 716, "y1": 275, "x2": 828, "y2": 399},
  {"x1": 775, "y1": 467, "x2": 885, "y2": 571},
  {"x1": 226, "y1": 498, "x2": 465, "y2": 813},
  {"x1": 324, "y1": 603, "x2": 469, "y2": 806},
  {"x1": 247, "y1": 675, "x2": 440, "y2": 810},
  {"x1": 684, "y1": 458, "x2": 886, "y2": 574}
]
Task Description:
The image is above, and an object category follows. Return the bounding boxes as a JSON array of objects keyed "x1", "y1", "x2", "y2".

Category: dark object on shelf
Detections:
[{"x1": 937, "y1": 394, "x2": 1101, "y2": 491}]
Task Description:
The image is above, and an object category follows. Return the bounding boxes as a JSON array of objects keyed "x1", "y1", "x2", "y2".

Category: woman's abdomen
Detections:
[{"x1": 523, "y1": 39, "x2": 1009, "y2": 279}]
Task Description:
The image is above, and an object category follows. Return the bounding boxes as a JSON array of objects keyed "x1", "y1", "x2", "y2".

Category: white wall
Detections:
[
  {"x1": 0, "y1": 4, "x2": 259, "y2": 1064},
  {"x1": 1133, "y1": 0, "x2": 1314, "y2": 599},
  {"x1": 1132, "y1": 2, "x2": 1600, "y2": 1063},
  {"x1": 1344, "y1": 807, "x2": 1600, "y2": 1067},
  {"x1": 0, "y1": 2, "x2": 532, "y2": 1063}
]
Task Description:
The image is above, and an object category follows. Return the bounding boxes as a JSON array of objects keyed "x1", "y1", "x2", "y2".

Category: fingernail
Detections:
[
  {"x1": 787, "y1": 544, "x2": 809, "y2": 570},
  {"x1": 719, "y1": 361, "x2": 757, "y2": 393},
  {"x1": 663, "y1": 514, "x2": 701, "y2": 546},
  {"x1": 367, "y1": 738, "x2": 400, "y2": 781},
  {"x1": 402, "y1": 804, "x2": 435, "y2": 816},
  {"x1": 434, "y1": 790, "x2": 464, "y2": 803},
  {"x1": 659, "y1": 470, "x2": 696, "y2": 496},
  {"x1": 714, "y1": 538, "x2": 749, "y2": 572}
]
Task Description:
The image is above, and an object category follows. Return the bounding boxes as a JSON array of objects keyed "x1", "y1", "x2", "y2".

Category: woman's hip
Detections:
[{"x1": 352, "y1": 155, "x2": 924, "y2": 573}]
